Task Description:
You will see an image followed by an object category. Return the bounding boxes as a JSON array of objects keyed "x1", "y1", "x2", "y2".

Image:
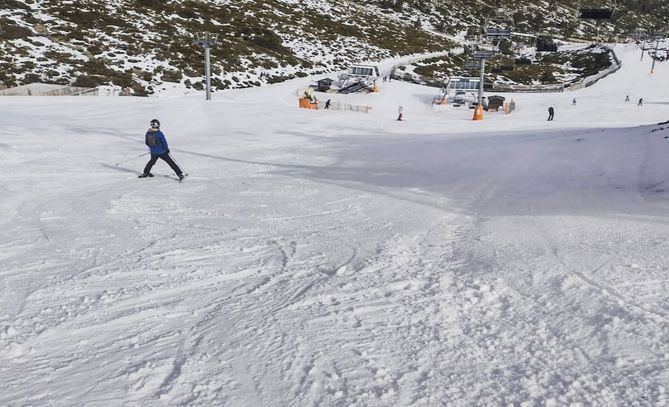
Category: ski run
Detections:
[{"x1": 1, "y1": 44, "x2": 669, "y2": 406}]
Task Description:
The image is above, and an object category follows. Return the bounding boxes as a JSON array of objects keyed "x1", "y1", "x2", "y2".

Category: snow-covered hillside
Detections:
[
  {"x1": 0, "y1": 0, "x2": 454, "y2": 94},
  {"x1": 1, "y1": 0, "x2": 667, "y2": 94},
  {"x1": 1, "y1": 44, "x2": 669, "y2": 405}
]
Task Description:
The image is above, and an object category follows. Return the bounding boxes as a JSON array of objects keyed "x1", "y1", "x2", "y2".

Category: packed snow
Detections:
[{"x1": 1, "y1": 44, "x2": 669, "y2": 406}]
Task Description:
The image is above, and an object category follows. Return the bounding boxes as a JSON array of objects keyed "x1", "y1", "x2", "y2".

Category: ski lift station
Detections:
[
  {"x1": 345, "y1": 64, "x2": 380, "y2": 79},
  {"x1": 441, "y1": 77, "x2": 481, "y2": 106},
  {"x1": 335, "y1": 64, "x2": 381, "y2": 94},
  {"x1": 446, "y1": 77, "x2": 481, "y2": 92}
]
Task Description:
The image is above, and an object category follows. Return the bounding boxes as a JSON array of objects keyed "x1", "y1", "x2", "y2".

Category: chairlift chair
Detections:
[
  {"x1": 484, "y1": 6, "x2": 514, "y2": 40},
  {"x1": 631, "y1": 29, "x2": 647, "y2": 42},
  {"x1": 193, "y1": 32, "x2": 221, "y2": 46},
  {"x1": 473, "y1": 36, "x2": 498, "y2": 58},
  {"x1": 465, "y1": 60, "x2": 481, "y2": 71}
]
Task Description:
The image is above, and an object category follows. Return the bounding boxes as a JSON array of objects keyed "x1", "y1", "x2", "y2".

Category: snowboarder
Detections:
[
  {"x1": 638, "y1": 98, "x2": 644, "y2": 106},
  {"x1": 625, "y1": 94, "x2": 630, "y2": 102},
  {"x1": 324, "y1": 99, "x2": 332, "y2": 110},
  {"x1": 397, "y1": 106, "x2": 404, "y2": 121},
  {"x1": 139, "y1": 119, "x2": 185, "y2": 181},
  {"x1": 547, "y1": 106, "x2": 555, "y2": 121}
]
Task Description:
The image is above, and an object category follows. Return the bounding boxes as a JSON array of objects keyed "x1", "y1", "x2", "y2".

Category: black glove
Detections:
[{"x1": 166, "y1": 149, "x2": 170, "y2": 154}]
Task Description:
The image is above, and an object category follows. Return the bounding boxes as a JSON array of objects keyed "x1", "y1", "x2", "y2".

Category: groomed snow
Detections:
[{"x1": 1, "y1": 44, "x2": 669, "y2": 406}]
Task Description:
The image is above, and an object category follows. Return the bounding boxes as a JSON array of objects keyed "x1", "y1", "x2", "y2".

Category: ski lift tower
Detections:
[
  {"x1": 632, "y1": 29, "x2": 648, "y2": 61},
  {"x1": 193, "y1": 32, "x2": 221, "y2": 101},
  {"x1": 471, "y1": 39, "x2": 496, "y2": 120},
  {"x1": 650, "y1": 34, "x2": 666, "y2": 74}
]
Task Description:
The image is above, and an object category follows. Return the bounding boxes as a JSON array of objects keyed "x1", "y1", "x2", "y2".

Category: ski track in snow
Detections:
[{"x1": 1, "y1": 44, "x2": 669, "y2": 405}]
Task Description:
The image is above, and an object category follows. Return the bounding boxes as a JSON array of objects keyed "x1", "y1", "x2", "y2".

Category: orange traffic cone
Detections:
[{"x1": 472, "y1": 104, "x2": 484, "y2": 121}]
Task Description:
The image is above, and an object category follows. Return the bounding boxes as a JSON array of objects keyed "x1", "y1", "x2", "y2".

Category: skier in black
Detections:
[
  {"x1": 625, "y1": 94, "x2": 630, "y2": 102},
  {"x1": 638, "y1": 98, "x2": 644, "y2": 106},
  {"x1": 547, "y1": 106, "x2": 555, "y2": 121},
  {"x1": 140, "y1": 119, "x2": 185, "y2": 180},
  {"x1": 325, "y1": 99, "x2": 332, "y2": 110}
]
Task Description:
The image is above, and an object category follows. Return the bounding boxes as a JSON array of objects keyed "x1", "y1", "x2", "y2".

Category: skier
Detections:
[
  {"x1": 547, "y1": 106, "x2": 555, "y2": 121},
  {"x1": 324, "y1": 99, "x2": 332, "y2": 110},
  {"x1": 638, "y1": 98, "x2": 644, "y2": 107},
  {"x1": 139, "y1": 119, "x2": 185, "y2": 181},
  {"x1": 625, "y1": 94, "x2": 630, "y2": 102},
  {"x1": 572, "y1": 98, "x2": 576, "y2": 105},
  {"x1": 397, "y1": 105, "x2": 404, "y2": 121}
]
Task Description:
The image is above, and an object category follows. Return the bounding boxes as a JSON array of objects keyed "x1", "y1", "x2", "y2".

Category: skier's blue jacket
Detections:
[{"x1": 145, "y1": 129, "x2": 169, "y2": 155}]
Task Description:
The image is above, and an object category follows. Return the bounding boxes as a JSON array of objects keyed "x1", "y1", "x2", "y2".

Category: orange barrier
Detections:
[
  {"x1": 299, "y1": 98, "x2": 318, "y2": 110},
  {"x1": 472, "y1": 104, "x2": 484, "y2": 121}
]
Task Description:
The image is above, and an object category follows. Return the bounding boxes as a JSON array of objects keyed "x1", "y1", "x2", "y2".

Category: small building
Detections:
[
  {"x1": 536, "y1": 37, "x2": 558, "y2": 52},
  {"x1": 488, "y1": 95, "x2": 506, "y2": 111},
  {"x1": 316, "y1": 78, "x2": 333, "y2": 92}
]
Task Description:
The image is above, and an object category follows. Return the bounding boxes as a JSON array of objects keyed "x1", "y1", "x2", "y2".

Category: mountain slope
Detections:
[
  {"x1": 0, "y1": 0, "x2": 666, "y2": 94},
  {"x1": 0, "y1": 0, "x2": 453, "y2": 94}
]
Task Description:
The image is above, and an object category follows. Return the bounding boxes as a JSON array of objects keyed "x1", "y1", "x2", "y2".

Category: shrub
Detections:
[{"x1": 73, "y1": 75, "x2": 105, "y2": 87}]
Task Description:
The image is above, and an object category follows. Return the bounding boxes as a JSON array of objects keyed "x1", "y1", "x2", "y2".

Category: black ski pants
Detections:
[{"x1": 144, "y1": 153, "x2": 182, "y2": 176}]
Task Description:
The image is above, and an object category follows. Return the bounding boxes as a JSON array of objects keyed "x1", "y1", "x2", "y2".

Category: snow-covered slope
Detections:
[{"x1": 1, "y1": 44, "x2": 669, "y2": 405}]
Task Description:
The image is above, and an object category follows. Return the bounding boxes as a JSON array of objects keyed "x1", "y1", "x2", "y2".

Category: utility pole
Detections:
[
  {"x1": 478, "y1": 57, "x2": 486, "y2": 106},
  {"x1": 472, "y1": 47, "x2": 492, "y2": 121},
  {"x1": 193, "y1": 32, "x2": 221, "y2": 101}
]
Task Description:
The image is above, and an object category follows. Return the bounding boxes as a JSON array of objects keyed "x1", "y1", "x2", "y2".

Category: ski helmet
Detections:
[{"x1": 150, "y1": 119, "x2": 160, "y2": 128}]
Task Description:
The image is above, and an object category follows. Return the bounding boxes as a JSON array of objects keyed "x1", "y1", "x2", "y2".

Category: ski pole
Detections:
[
  {"x1": 168, "y1": 152, "x2": 187, "y2": 174},
  {"x1": 115, "y1": 152, "x2": 150, "y2": 166}
]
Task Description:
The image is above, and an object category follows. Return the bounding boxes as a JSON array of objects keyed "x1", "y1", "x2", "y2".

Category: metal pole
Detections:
[
  {"x1": 205, "y1": 46, "x2": 212, "y2": 100},
  {"x1": 114, "y1": 152, "x2": 150, "y2": 166},
  {"x1": 641, "y1": 40, "x2": 645, "y2": 61},
  {"x1": 194, "y1": 32, "x2": 220, "y2": 101},
  {"x1": 651, "y1": 40, "x2": 659, "y2": 74},
  {"x1": 478, "y1": 57, "x2": 486, "y2": 106}
]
